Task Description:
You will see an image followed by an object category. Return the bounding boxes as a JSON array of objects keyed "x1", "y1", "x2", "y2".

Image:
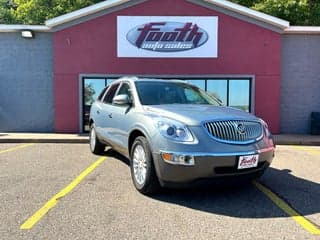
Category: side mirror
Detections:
[{"x1": 113, "y1": 94, "x2": 130, "y2": 105}]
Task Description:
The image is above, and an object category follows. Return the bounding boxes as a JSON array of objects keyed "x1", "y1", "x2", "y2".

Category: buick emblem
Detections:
[{"x1": 236, "y1": 123, "x2": 246, "y2": 135}]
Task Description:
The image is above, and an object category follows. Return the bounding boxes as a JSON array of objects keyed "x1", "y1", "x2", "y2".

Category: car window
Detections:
[
  {"x1": 135, "y1": 81, "x2": 221, "y2": 106},
  {"x1": 97, "y1": 86, "x2": 109, "y2": 101},
  {"x1": 117, "y1": 83, "x2": 130, "y2": 96},
  {"x1": 116, "y1": 82, "x2": 134, "y2": 105},
  {"x1": 184, "y1": 88, "x2": 208, "y2": 104},
  {"x1": 103, "y1": 83, "x2": 120, "y2": 104}
]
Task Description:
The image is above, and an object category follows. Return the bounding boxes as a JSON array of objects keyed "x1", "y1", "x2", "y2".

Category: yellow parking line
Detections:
[
  {"x1": 292, "y1": 146, "x2": 320, "y2": 155},
  {"x1": 0, "y1": 143, "x2": 34, "y2": 154},
  {"x1": 20, "y1": 156, "x2": 107, "y2": 230},
  {"x1": 253, "y1": 181, "x2": 320, "y2": 235}
]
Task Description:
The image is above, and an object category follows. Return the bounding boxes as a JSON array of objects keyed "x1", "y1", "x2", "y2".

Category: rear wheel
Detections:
[
  {"x1": 130, "y1": 136, "x2": 160, "y2": 194},
  {"x1": 89, "y1": 123, "x2": 105, "y2": 155}
]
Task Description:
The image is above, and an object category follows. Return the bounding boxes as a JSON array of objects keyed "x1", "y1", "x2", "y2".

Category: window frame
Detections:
[
  {"x1": 97, "y1": 86, "x2": 109, "y2": 102},
  {"x1": 102, "y1": 83, "x2": 120, "y2": 104},
  {"x1": 80, "y1": 75, "x2": 254, "y2": 133}
]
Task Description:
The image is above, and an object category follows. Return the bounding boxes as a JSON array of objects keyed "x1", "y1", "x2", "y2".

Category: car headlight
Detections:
[
  {"x1": 154, "y1": 117, "x2": 194, "y2": 142},
  {"x1": 260, "y1": 119, "x2": 273, "y2": 138}
]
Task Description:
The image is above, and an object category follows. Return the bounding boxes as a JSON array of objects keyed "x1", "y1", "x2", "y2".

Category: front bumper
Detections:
[{"x1": 152, "y1": 147, "x2": 274, "y2": 186}]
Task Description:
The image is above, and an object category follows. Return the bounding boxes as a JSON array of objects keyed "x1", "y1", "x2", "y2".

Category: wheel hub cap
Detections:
[
  {"x1": 90, "y1": 128, "x2": 96, "y2": 151},
  {"x1": 133, "y1": 145, "x2": 147, "y2": 185}
]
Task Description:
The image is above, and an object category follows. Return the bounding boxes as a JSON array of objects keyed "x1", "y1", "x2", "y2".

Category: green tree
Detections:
[
  {"x1": 0, "y1": 0, "x2": 15, "y2": 24},
  {"x1": 231, "y1": 0, "x2": 262, "y2": 7},
  {"x1": 308, "y1": 0, "x2": 320, "y2": 25},
  {"x1": 6, "y1": 0, "x2": 104, "y2": 24},
  {"x1": 1, "y1": 0, "x2": 320, "y2": 26},
  {"x1": 253, "y1": 0, "x2": 309, "y2": 25},
  {"x1": 84, "y1": 83, "x2": 96, "y2": 105},
  {"x1": 232, "y1": 0, "x2": 320, "y2": 25}
]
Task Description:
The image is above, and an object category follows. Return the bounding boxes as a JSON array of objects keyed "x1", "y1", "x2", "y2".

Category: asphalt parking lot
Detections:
[{"x1": 0, "y1": 143, "x2": 320, "y2": 240}]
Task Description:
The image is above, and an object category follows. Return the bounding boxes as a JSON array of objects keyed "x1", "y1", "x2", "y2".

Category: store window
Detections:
[
  {"x1": 185, "y1": 80, "x2": 205, "y2": 90},
  {"x1": 229, "y1": 80, "x2": 250, "y2": 112},
  {"x1": 83, "y1": 78, "x2": 115, "y2": 131},
  {"x1": 82, "y1": 77, "x2": 252, "y2": 132},
  {"x1": 206, "y1": 79, "x2": 251, "y2": 112},
  {"x1": 207, "y1": 80, "x2": 228, "y2": 105}
]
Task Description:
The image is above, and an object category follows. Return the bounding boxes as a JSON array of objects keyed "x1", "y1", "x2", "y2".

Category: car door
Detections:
[
  {"x1": 91, "y1": 86, "x2": 108, "y2": 132},
  {"x1": 107, "y1": 82, "x2": 135, "y2": 152},
  {"x1": 98, "y1": 82, "x2": 121, "y2": 143}
]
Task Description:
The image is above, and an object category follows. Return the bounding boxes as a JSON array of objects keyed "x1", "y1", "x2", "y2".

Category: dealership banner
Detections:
[{"x1": 117, "y1": 16, "x2": 218, "y2": 58}]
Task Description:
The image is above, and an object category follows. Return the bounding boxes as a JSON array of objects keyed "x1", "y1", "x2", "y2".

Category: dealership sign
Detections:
[
  {"x1": 126, "y1": 22, "x2": 209, "y2": 52},
  {"x1": 117, "y1": 16, "x2": 218, "y2": 58}
]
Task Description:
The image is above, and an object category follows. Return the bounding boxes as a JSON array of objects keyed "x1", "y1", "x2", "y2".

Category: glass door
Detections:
[
  {"x1": 82, "y1": 76, "x2": 252, "y2": 132},
  {"x1": 83, "y1": 78, "x2": 115, "y2": 132}
]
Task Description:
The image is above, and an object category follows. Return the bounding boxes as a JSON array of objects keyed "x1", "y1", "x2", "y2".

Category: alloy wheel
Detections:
[
  {"x1": 90, "y1": 127, "x2": 96, "y2": 152},
  {"x1": 132, "y1": 144, "x2": 147, "y2": 185}
]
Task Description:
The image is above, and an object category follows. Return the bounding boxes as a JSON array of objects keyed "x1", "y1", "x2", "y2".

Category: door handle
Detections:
[
  {"x1": 96, "y1": 110, "x2": 100, "y2": 114},
  {"x1": 108, "y1": 113, "x2": 113, "y2": 118}
]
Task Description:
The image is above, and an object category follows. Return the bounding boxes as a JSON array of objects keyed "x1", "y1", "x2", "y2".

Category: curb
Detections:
[
  {"x1": 0, "y1": 138, "x2": 320, "y2": 146},
  {"x1": 0, "y1": 138, "x2": 89, "y2": 144},
  {"x1": 274, "y1": 140, "x2": 320, "y2": 146},
  {"x1": 1, "y1": 134, "x2": 320, "y2": 145},
  {"x1": 273, "y1": 135, "x2": 320, "y2": 146}
]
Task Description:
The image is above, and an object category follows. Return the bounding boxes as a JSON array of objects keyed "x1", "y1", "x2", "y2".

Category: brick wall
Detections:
[
  {"x1": 281, "y1": 34, "x2": 320, "y2": 133},
  {"x1": 0, "y1": 32, "x2": 54, "y2": 132}
]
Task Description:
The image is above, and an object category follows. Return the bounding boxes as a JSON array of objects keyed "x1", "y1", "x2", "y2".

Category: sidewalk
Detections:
[
  {"x1": 0, "y1": 133, "x2": 88, "y2": 144},
  {"x1": 1, "y1": 132, "x2": 320, "y2": 145},
  {"x1": 273, "y1": 134, "x2": 320, "y2": 146}
]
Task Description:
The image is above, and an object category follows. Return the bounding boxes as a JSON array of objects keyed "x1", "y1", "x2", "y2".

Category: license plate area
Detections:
[{"x1": 237, "y1": 154, "x2": 259, "y2": 169}]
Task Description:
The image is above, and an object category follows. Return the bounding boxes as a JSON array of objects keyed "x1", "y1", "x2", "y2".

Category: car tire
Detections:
[
  {"x1": 130, "y1": 136, "x2": 160, "y2": 195},
  {"x1": 89, "y1": 123, "x2": 105, "y2": 155}
]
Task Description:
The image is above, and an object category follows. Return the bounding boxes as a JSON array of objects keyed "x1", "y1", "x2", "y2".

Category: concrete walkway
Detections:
[
  {"x1": 0, "y1": 133, "x2": 88, "y2": 143},
  {"x1": 0, "y1": 132, "x2": 320, "y2": 145},
  {"x1": 273, "y1": 134, "x2": 320, "y2": 146}
]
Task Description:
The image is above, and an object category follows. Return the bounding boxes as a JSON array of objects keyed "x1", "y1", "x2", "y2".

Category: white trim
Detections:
[
  {"x1": 0, "y1": 24, "x2": 50, "y2": 32},
  {"x1": 46, "y1": 0, "x2": 130, "y2": 28},
  {"x1": 284, "y1": 26, "x2": 320, "y2": 34},
  {"x1": 203, "y1": 0, "x2": 289, "y2": 29}
]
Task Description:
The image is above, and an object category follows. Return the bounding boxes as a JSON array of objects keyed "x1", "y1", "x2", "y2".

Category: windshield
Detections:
[{"x1": 135, "y1": 81, "x2": 221, "y2": 106}]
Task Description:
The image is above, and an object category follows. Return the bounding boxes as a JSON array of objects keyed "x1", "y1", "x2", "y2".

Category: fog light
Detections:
[{"x1": 161, "y1": 152, "x2": 195, "y2": 166}]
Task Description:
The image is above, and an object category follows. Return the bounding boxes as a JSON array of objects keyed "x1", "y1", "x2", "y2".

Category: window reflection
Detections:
[
  {"x1": 185, "y1": 80, "x2": 205, "y2": 90},
  {"x1": 229, "y1": 80, "x2": 250, "y2": 112},
  {"x1": 207, "y1": 80, "x2": 227, "y2": 106},
  {"x1": 82, "y1": 77, "x2": 252, "y2": 132},
  {"x1": 106, "y1": 79, "x2": 114, "y2": 86},
  {"x1": 84, "y1": 79, "x2": 106, "y2": 105},
  {"x1": 83, "y1": 78, "x2": 107, "y2": 131}
]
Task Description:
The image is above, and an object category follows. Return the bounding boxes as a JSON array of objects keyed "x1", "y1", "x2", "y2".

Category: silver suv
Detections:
[{"x1": 89, "y1": 77, "x2": 275, "y2": 194}]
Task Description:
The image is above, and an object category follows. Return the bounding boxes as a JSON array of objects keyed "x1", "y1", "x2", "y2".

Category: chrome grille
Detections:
[{"x1": 203, "y1": 120, "x2": 263, "y2": 144}]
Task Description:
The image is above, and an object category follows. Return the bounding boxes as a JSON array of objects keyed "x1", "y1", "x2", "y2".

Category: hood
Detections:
[{"x1": 143, "y1": 104, "x2": 259, "y2": 125}]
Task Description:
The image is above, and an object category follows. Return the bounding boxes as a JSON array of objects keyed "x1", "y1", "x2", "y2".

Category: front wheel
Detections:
[
  {"x1": 89, "y1": 124, "x2": 105, "y2": 155},
  {"x1": 130, "y1": 136, "x2": 160, "y2": 195}
]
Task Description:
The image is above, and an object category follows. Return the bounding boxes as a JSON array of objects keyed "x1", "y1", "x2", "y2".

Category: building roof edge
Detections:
[
  {"x1": 284, "y1": 26, "x2": 320, "y2": 34},
  {"x1": 0, "y1": 24, "x2": 50, "y2": 32}
]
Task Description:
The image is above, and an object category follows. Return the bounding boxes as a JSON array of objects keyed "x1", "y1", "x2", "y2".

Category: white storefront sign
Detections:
[{"x1": 117, "y1": 16, "x2": 218, "y2": 58}]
